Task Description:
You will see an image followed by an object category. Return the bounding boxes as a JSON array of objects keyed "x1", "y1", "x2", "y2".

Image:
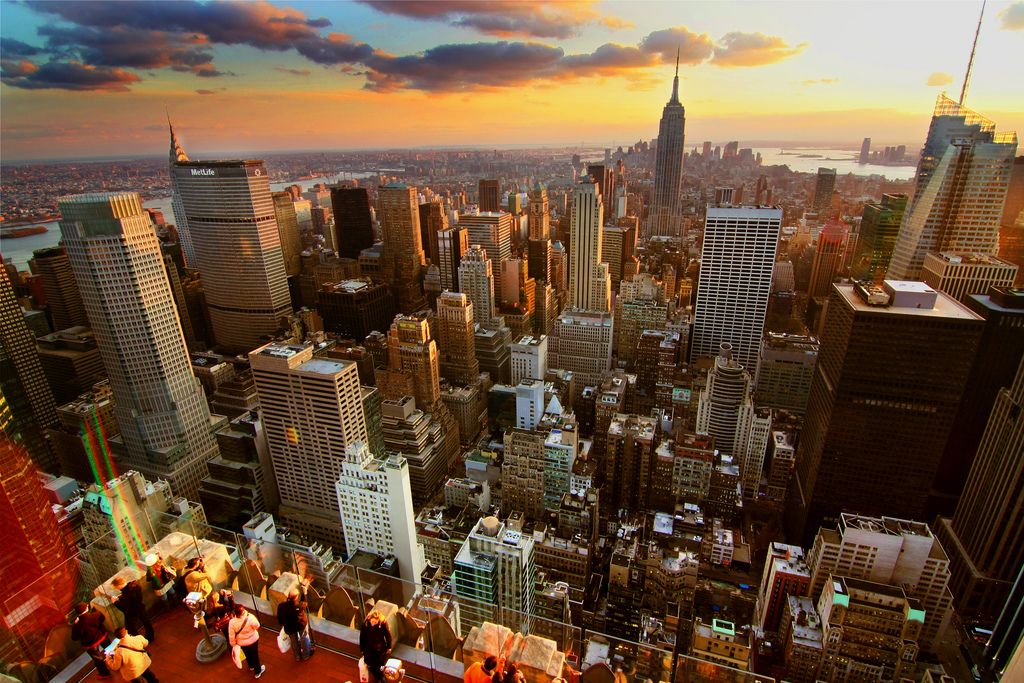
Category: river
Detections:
[{"x1": 0, "y1": 174, "x2": 371, "y2": 271}]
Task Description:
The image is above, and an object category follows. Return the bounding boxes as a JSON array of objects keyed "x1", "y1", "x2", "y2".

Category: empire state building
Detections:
[{"x1": 647, "y1": 54, "x2": 686, "y2": 238}]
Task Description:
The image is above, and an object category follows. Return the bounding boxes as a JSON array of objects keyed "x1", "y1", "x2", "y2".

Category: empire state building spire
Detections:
[{"x1": 669, "y1": 47, "x2": 680, "y2": 104}]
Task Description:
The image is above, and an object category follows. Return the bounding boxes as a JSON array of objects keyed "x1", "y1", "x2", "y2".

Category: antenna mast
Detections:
[{"x1": 959, "y1": 0, "x2": 986, "y2": 105}]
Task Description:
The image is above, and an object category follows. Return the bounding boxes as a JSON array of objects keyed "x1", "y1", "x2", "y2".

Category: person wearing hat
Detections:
[
  {"x1": 71, "y1": 601, "x2": 112, "y2": 679},
  {"x1": 144, "y1": 554, "x2": 177, "y2": 608},
  {"x1": 112, "y1": 575, "x2": 155, "y2": 642}
]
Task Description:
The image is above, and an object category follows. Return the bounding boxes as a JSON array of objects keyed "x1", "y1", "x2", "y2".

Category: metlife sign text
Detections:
[{"x1": 191, "y1": 168, "x2": 216, "y2": 176}]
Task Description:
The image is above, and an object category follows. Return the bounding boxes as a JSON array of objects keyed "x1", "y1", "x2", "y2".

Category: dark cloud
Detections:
[
  {"x1": 38, "y1": 25, "x2": 216, "y2": 75},
  {"x1": 1, "y1": 38, "x2": 45, "y2": 59},
  {"x1": 356, "y1": 0, "x2": 626, "y2": 39},
  {"x1": 274, "y1": 66, "x2": 313, "y2": 76},
  {"x1": 0, "y1": 60, "x2": 140, "y2": 91},
  {"x1": 196, "y1": 87, "x2": 227, "y2": 95},
  {"x1": 712, "y1": 32, "x2": 806, "y2": 67}
]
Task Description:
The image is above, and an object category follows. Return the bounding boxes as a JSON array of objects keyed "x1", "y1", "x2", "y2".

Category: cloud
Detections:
[
  {"x1": 1, "y1": 38, "x2": 45, "y2": 59},
  {"x1": 274, "y1": 66, "x2": 313, "y2": 76},
  {"x1": 0, "y1": 60, "x2": 140, "y2": 91},
  {"x1": 356, "y1": 0, "x2": 628, "y2": 39},
  {"x1": 999, "y1": 2, "x2": 1024, "y2": 29},
  {"x1": 38, "y1": 25, "x2": 218, "y2": 76},
  {"x1": 639, "y1": 27, "x2": 716, "y2": 64},
  {"x1": 713, "y1": 32, "x2": 806, "y2": 67},
  {"x1": 802, "y1": 77, "x2": 839, "y2": 85},
  {"x1": 926, "y1": 71, "x2": 954, "y2": 86},
  {"x1": 195, "y1": 87, "x2": 227, "y2": 95}
]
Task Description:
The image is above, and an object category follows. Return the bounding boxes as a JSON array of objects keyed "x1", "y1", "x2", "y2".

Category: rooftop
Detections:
[{"x1": 839, "y1": 282, "x2": 981, "y2": 320}]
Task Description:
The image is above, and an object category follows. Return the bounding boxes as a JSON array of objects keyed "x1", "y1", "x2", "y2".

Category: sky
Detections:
[{"x1": 1, "y1": 0, "x2": 1022, "y2": 161}]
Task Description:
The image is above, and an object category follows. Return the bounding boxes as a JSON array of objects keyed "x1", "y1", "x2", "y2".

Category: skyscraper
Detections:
[
  {"x1": 436, "y1": 291, "x2": 480, "y2": 386},
  {"x1": 478, "y1": 179, "x2": 501, "y2": 213},
  {"x1": 648, "y1": 55, "x2": 686, "y2": 238},
  {"x1": 807, "y1": 220, "x2": 848, "y2": 299},
  {"x1": 167, "y1": 120, "x2": 196, "y2": 266},
  {"x1": 789, "y1": 281, "x2": 983, "y2": 542},
  {"x1": 250, "y1": 342, "x2": 367, "y2": 549},
  {"x1": 460, "y1": 211, "x2": 513, "y2": 265},
  {"x1": 378, "y1": 184, "x2": 428, "y2": 314},
  {"x1": 336, "y1": 442, "x2": 425, "y2": 585},
  {"x1": 459, "y1": 245, "x2": 498, "y2": 328},
  {"x1": 690, "y1": 206, "x2": 781, "y2": 373},
  {"x1": 419, "y1": 201, "x2": 448, "y2": 266},
  {"x1": 811, "y1": 168, "x2": 836, "y2": 216},
  {"x1": 171, "y1": 150, "x2": 293, "y2": 352},
  {"x1": 271, "y1": 192, "x2": 304, "y2": 278},
  {"x1": 854, "y1": 194, "x2": 908, "y2": 281},
  {"x1": 28, "y1": 246, "x2": 88, "y2": 331},
  {"x1": 859, "y1": 137, "x2": 871, "y2": 164},
  {"x1": 888, "y1": 96, "x2": 1017, "y2": 280},
  {"x1": 59, "y1": 192, "x2": 220, "y2": 500},
  {"x1": 528, "y1": 182, "x2": 550, "y2": 240},
  {"x1": 437, "y1": 227, "x2": 469, "y2": 292},
  {"x1": 330, "y1": 186, "x2": 376, "y2": 259},
  {"x1": 0, "y1": 266, "x2": 58, "y2": 472},
  {"x1": 453, "y1": 515, "x2": 536, "y2": 628},
  {"x1": 569, "y1": 181, "x2": 610, "y2": 312},
  {"x1": 935, "y1": 356, "x2": 1024, "y2": 625}
]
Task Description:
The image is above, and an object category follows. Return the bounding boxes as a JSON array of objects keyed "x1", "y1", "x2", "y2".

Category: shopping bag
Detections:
[
  {"x1": 358, "y1": 657, "x2": 370, "y2": 683},
  {"x1": 278, "y1": 629, "x2": 292, "y2": 654},
  {"x1": 232, "y1": 644, "x2": 245, "y2": 669}
]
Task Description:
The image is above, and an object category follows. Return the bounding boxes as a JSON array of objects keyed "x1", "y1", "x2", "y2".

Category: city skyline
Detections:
[{"x1": 1, "y1": 1, "x2": 1023, "y2": 160}]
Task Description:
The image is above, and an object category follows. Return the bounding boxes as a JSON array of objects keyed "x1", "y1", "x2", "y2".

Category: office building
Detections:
[
  {"x1": 755, "y1": 333, "x2": 819, "y2": 414},
  {"x1": 0, "y1": 431, "x2": 79, "y2": 659},
  {"x1": 921, "y1": 251, "x2": 1017, "y2": 303},
  {"x1": 378, "y1": 184, "x2": 428, "y2": 314},
  {"x1": 478, "y1": 179, "x2": 501, "y2": 213},
  {"x1": 790, "y1": 282, "x2": 983, "y2": 540},
  {"x1": 756, "y1": 542, "x2": 810, "y2": 633},
  {"x1": 336, "y1": 442, "x2": 425, "y2": 585},
  {"x1": 60, "y1": 192, "x2": 219, "y2": 500},
  {"x1": 28, "y1": 246, "x2": 88, "y2": 331},
  {"x1": 569, "y1": 181, "x2": 610, "y2": 312},
  {"x1": 35, "y1": 327, "x2": 105, "y2": 404},
  {"x1": 853, "y1": 193, "x2": 908, "y2": 281},
  {"x1": 436, "y1": 292, "x2": 480, "y2": 386},
  {"x1": 935, "y1": 356, "x2": 1024, "y2": 625},
  {"x1": 199, "y1": 409, "x2": 278, "y2": 530},
  {"x1": 806, "y1": 513, "x2": 954, "y2": 650},
  {"x1": 586, "y1": 164, "x2": 614, "y2": 205},
  {"x1": 548, "y1": 309, "x2": 613, "y2": 396},
  {"x1": 934, "y1": 287, "x2": 1024, "y2": 514},
  {"x1": 380, "y1": 395, "x2": 456, "y2": 505},
  {"x1": 250, "y1": 342, "x2": 367, "y2": 549},
  {"x1": 528, "y1": 182, "x2": 550, "y2": 240},
  {"x1": 690, "y1": 618, "x2": 752, "y2": 672},
  {"x1": 330, "y1": 187, "x2": 376, "y2": 260},
  {"x1": 601, "y1": 224, "x2": 636, "y2": 288},
  {"x1": 510, "y1": 334, "x2": 547, "y2": 384},
  {"x1": 779, "y1": 596, "x2": 823, "y2": 683},
  {"x1": 317, "y1": 278, "x2": 395, "y2": 340},
  {"x1": 811, "y1": 168, "x2": 836, "y2": 216},
  {"x1": 498, "y1": 258, "x2": 536, "y2": 338},
  {"x1": 419, "y1": 201, "x2": 447, "y2": 266},
  {"x1": 527, "y1": 237, "x2": 551, "y2": 285},
  {"x1": 170, "y1": 151, "x2": 292, "y2": 352},
  {"x1": 271, "y1": 192, "x2": 303, "y2": 278},
  {"x1": 437, "y1": 227, "x2": 469, "y2": 292},
  {"x1": 614, "y1": 273, "x2": 668, "y2": 365},
  {"x1": 816, "y1": 576, "x2": 922, "y2": 682},
  {"x1": 690, "y1": 206, "x2": 781, "y2": 373},
  {"x1": 453, "y1": 515, "x2": 536, "y2": 628},
  {"x1": 647, "y1": 58, "x2": 686, "y2": 238},
  {"x1": 696, "y1": 344, "x2": 772, "y2": 501},
  {"x1": 0, "y1": 266, "x2": 58, "y2": 472},
  {"x1": 888, "y1": 96, "x2": 1017, "y2": 280},
  {"x1": 859, "y1": 137, "x2": 871, "y2": 164},
  {"x1": 808, "y1": 221, "x2": 848, "y2": 299},
  {"x1": 460, "y1": 211, "x2": 513, "y2": 266},
  {"x1": 605, "y1": 414, "x2": 658, "y2": 511}
]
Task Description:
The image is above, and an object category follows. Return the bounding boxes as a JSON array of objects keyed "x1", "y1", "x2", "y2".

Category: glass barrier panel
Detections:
[
  {"x1": 579, "y1": 630, "x2": 674, "y2": 683},
  {"x1": 673, "y1": 653, "x2": 776, "y2": 683}
]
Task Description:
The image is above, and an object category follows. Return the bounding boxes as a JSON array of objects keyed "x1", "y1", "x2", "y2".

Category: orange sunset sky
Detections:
[{"x1": 1, "y1": 0, "x2": 1022, "y2": 161}]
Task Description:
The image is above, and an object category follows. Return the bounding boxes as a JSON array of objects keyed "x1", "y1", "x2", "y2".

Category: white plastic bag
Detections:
[
  {"x1": 358, "y1": 657, "x2": 370, "y2": 683},
  {"x1": 232, "y1": 644, "x2": 245, "y2": 669},
  {"x1": 278, "y1": 629, "x2": 291, "y2": 654}
]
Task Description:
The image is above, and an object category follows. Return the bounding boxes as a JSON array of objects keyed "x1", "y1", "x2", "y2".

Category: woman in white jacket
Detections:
[{"x1": 228, "y1": 604, "x2": 266, "y2": 679}]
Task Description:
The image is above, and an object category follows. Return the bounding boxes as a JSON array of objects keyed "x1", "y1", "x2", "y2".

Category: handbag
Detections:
[
  {"x1": 232, "y1": 644, "x2": 245, "y2": 669},
  {"x1": 277, "y1": 629, "x2": 291, "y2": 654},
  {"x1": 358, "y1": 656, "x2": 370, "y2": 683}
]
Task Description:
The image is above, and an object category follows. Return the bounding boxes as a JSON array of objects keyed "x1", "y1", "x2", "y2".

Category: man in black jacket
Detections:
[
  {"x1": 276, "y1": 585, "x2": 313, "y2": 661},
  {"x1": 112, "y1": 576, "x2": 155, "y2": 641},
  {"x1": 71, "y1": 601, "x2": 112, "y2": 679}
]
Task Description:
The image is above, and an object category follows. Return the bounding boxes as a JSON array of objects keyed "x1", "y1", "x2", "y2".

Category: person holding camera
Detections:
[{"x1": 105, "y1": 625, "x2": 159, "y2": 682}]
